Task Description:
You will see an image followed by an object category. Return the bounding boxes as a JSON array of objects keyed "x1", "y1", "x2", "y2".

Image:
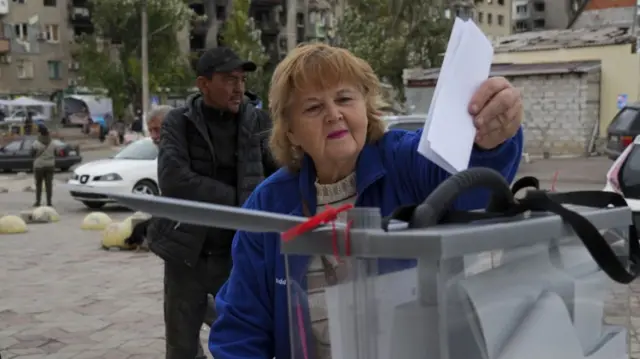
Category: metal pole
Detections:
[
  {"x1": 286, "y1": 0, "x2": 297, "y2": 51},
  {"x1": 141, "y1": 0, "x2": 150, "y2": 136}
]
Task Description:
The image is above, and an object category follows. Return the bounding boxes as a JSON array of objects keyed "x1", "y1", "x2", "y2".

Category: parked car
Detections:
[
  {"x1": 66, "y1": 137, "x2": 159, "y2": 209},
  {"x1": 1, "y1": 109, "x2": 48, "y2": 123},
  {"x1": 604, "y1": 135, "x2": 640, "y2": 226},
  {"x1": 604, "y1": 103, "x2": 640, "y2": 160},
  {"x1": 383, "y1": 114, "x2": 427, "y2": 131},
  {"x1": 0, "y1": 136, "x2": 81, "y2": 172}
]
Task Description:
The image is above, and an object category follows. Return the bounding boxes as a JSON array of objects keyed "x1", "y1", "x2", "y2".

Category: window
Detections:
[
  {"x1": 516, "y1": 5, "x2": 528, "y2": 13},
  {"x1": 487, "y1": 13, "x2": 493, "y2": 24},
  {"x1": 498, "y1": 14, "x2": 504, "y2": 25},
  {"x1": 114, "y1": 139, "x2": 159, "y2": 160},
  {"x1": 619, "y1": 146, "x2": 640, "y2": 199},
  {"x1": 216, "y1": 6, "x2": 225, "y2": 20},
  {"x1": 533, "y1": 2, "x2": 545, "y2": 11},
  {"x1": 497, "y1": 0, "x2": 504, "y2": 4},
  {"x1": 3, "y1": 141, "x2": 22, "y2": 152},
  {"x1": 43, "y1": 0, "x2": 56, "y2": 6},
  {"x1": 12, "y1": 0, "x2": 25, "y2": 3},
  {"x1": 16, "y1": 60, "x2": 34, "y2": 79},
  {"x1": 13, "y1": 23, "x2": 28, "y2": 41},
  {"x1": 478, "y1": 12, "x2": 484, "y2": 22},
  {"x1": 610, "y1": 108, "x2": 640, "y2": 132},
  {"x1": 48, "y1": 60, "x2": 61, "y2": 79},
  {"x1": 44, "y1": 24, "x2": 59, "y2": 43}
]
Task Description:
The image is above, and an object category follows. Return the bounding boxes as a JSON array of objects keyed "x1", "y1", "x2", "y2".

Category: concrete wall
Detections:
[
  {"x1": 510, "y1": 71, "x2": 600, "y2": 157},
  {"x1": 493, "y1": 44, "x2": 638, "y2": 137}
]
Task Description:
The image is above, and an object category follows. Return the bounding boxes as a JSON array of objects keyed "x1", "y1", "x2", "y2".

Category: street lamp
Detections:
[{"x1": 141, "y1": 0, "x2": 150, "y2": 137}]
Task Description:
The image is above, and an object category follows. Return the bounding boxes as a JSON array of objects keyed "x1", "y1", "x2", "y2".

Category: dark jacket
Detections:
[{"x1": 148, "y1": 93, "x2": 278, "y2": 267}]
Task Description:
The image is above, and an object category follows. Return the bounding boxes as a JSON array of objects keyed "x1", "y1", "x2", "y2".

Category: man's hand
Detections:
[{"x1": 469, "y1": 77, "x2": 523, "y2": 150}]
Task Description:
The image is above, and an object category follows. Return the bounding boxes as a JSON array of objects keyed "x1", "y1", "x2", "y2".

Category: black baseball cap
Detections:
[{"x1": 196, "y1": 47, "x2": 257, "y2": 77}]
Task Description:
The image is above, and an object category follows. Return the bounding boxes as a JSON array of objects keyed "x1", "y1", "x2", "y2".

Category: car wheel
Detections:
[
  {"x1": 132, "y1": 179, "x2": 159, "y2": 196},
  {"x1": 83, "y1": 201, "x2": 106, "y2": 209}
]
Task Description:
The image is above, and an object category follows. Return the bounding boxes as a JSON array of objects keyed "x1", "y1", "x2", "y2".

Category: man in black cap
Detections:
[{"x1": 148, "y1": 47, "x2": 279, "y2": 359}]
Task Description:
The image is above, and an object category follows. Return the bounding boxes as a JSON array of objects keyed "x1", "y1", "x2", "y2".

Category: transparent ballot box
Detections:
[{"x1": 281, "y1": 206, "x2": 633, "y2": 359}]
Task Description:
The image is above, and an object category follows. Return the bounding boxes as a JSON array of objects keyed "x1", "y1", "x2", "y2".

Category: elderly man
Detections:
[
  {"x1": 146, "y1": 105, "x2": 172, "y2": 145},
  {"x1": 124, "y1": 105, "x2": 173, "y2": 249}
]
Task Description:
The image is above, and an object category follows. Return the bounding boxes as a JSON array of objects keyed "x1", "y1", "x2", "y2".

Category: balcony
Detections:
[
  {"x1": 69, "y1": 5, "x2": 92, "y2": 25},
  {"x1": 0, "y1": 37, "x2": 9, "y2": 54}
]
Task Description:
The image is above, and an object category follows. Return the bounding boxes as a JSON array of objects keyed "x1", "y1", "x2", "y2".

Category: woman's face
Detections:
[{"x1": 287, "y1": 84, "x2": 368, "y2": 176}]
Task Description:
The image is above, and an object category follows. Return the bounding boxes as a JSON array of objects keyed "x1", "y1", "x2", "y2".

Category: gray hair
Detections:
[{"x1": 146, "y1": 105, "x2": 173, "y2": 123}]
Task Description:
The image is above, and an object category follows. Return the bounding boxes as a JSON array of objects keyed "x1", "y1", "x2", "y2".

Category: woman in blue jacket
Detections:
[{"x1": 210, "y1": 43, "x2": 524, "y2": 359}]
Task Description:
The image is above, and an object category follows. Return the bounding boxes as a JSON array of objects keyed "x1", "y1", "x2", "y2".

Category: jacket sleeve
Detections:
[
  {"x1": 158, "y1": 109, "x2": 236, "y2": 204},
  {"x1": 257, "y1": 109, "x2": 279, "y2": 177},
  {"x1": 394, "y1": 127, "x2": 523, "y2": 210},
  {"x1": 210, "y1": 192, "x2": 274, "y2": 359}
]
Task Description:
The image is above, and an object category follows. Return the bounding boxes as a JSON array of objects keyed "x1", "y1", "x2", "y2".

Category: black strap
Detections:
[
  {"x1": 443, "y1": 190, "x2": 639, "y2": 284},
  {"x1": 526, "y1": 190, "x2": 640, "y2": 284},
  {"x1": 382, "y1": 178, "x2": 640, "y2": 284}
]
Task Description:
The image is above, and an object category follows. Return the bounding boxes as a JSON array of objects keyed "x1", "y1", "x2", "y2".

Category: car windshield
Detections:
[
  {"x1": 610, "y1": 108, "x2": 639, "y2": 132},
  {"x1": 113, "y1": 139, "x2": 158, "y2": 160}
]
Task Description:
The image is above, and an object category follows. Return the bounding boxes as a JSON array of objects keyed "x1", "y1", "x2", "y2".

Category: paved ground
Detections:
[
  {"x1": 0, "y1": 156, "x2": 635, "y2": 359},
  {"x1": 0, "y1": 184, "x2": 212, "y2": 359}
]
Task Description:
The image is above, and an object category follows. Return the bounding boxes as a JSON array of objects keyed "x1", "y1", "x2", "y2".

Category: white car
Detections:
[
  {"x1": 67, "y1": 138, "x2": 159, "y2": 209},
  {"x1": 2, "y1": 109, "x2": 48, "y2": 123},
  {"x1": 383, "y1": 114, "x2": 427, "y2": 131},
  {"x1": 604, "y1": 135, "x2": 640, "y2": 222}
]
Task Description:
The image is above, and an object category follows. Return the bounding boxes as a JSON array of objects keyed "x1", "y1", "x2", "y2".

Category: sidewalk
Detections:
[{"x1": 517, "y1": 156, "x2": 612, "y2": 184}]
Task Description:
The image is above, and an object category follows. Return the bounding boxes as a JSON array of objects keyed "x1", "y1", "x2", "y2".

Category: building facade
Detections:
[
  {"x1": 0, "y1": 0, "x2": 79, "y2": 95},
  {"x1": 472, "y1": 0, "x2": 513, "y2": 37},
  {"x1": 492, "y1": 27, "x2": 636, "y2": 148},
  {"x1": 569, "y1": 0, "x2": 635, "y2": 29},
  {"x1": 512, "y1": 0, "x2": 585, "y2": 32}
]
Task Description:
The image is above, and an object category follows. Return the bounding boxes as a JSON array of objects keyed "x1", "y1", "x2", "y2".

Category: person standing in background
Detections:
[
  {"x1": 31, "y1": 125, "x2": 58, "y2": 207},
  {"x1": 148, "y1": 47, "x2": 278, "y2": 359}
]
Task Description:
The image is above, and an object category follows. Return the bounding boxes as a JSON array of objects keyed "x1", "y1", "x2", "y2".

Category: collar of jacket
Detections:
[
  {"x1": 298, "y1": 143, "x2": 387, "y2": 209},
  {"x1": 185, "y1": 92, "x2": 251, "y2": 122}
]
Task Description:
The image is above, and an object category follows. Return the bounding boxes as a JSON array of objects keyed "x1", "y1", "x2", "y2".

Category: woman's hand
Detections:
[{"x1": 469, "y1": 77, "x2": 523, "y2": 150}]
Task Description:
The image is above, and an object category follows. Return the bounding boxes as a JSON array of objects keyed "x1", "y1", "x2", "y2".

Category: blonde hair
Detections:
[{"x1": 268, "y1": 43, "x2": 387, "y2": 171}]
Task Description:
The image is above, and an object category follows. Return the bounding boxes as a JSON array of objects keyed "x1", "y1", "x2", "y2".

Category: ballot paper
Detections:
[{"x1": 418, "y1": 18, "x2": 494, "y2": 174}]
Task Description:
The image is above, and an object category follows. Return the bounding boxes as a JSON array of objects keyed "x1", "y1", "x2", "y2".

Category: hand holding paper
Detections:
[{"x1": 418, "y1": 18, "x2": 526, "y2": 174}]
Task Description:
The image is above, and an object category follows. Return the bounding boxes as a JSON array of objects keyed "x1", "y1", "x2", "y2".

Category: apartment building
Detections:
[
  {"x1": 513, "y1": 0, "x2": 586, "y2": 32},
  {"x1": 0, "y1": 0, "x2": 79, "y2": 95},
  {"x1": 473, "y1": 0, "x2": 513, "y2": 37},
  {"x1": 569, "y1": 0, "x2": 635, "y2": 29},
  {"x1": 186, "y1": 0, "x2": 342, "y2": 68}
]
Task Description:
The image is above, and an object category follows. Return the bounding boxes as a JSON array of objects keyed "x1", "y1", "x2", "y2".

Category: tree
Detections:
[
  {"x1": 221, "y1": 0, "x2": 271, "y2": 105},
  {"x1": 336, "y1": 0, "x2": 450, "y2": 102},
  {"x1": 74, "y1": 0, "x2": 195, "y2": 118}
]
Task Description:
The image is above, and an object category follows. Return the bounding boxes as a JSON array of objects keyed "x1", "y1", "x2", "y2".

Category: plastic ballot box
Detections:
[
  {"x1": 104, "y1": 168, "x2": 637, "y2": 359},
  {"x1": 280, "y1": 205, "x2": 632, "y2": 359}
]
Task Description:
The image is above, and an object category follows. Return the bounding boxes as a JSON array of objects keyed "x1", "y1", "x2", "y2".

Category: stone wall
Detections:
[{"x1": 509, "y1": 70, "x2": 601, "y2": 158}]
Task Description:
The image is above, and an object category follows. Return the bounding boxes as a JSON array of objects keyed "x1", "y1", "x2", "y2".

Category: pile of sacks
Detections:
[
  {"x1": 81, "y1": 211, "x2": 151, "y2": 250},
  {"x1": 0, "y1": 206, "x2": 60, "y2": 234}
]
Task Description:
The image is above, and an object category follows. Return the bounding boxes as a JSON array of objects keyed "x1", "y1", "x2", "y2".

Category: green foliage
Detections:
[
  {"x1": 336, "y1": 0, "x2": 451, "y2": 101},
  {"x1": 74, "y1": 0, "x2": 195, "y2": 118},
  {"x1": 221, "y1": 0, "x2": 271, "y2": 105}
]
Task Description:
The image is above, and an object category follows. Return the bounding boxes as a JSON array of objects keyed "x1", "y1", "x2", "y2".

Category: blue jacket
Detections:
[{"x1": 210, "y1": 128, "x2": 523, "y2": 359}]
